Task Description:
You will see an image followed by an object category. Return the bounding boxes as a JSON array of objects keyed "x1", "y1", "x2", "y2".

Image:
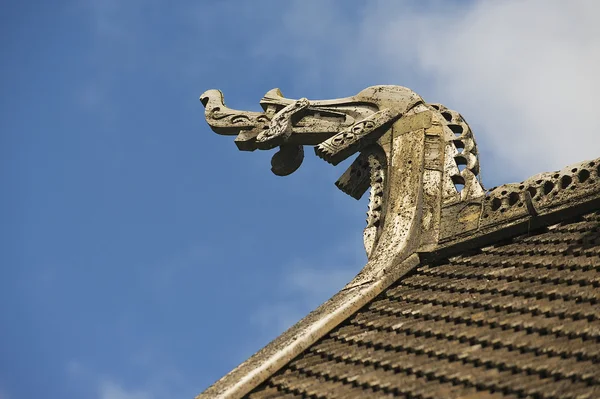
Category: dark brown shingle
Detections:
[{"x1": 248, "y1": 212, "x2": 600, "y2": 399}]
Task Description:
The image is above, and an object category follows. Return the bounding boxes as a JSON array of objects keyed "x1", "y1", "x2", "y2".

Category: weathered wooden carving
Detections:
[
  {"x1": 198, "y1": 86, "x2": 600, "y2": 399},
  {"x1": 201, "y1": 85, "x2": 484, "y2": 263},
  {"x1": 202, "y1": 84, "x2": 600, "y2": 263}
]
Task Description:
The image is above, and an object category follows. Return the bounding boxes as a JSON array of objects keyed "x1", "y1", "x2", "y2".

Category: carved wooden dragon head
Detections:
[{"x1": 200, "y1": 86, "x2": 484, "y2": 262}]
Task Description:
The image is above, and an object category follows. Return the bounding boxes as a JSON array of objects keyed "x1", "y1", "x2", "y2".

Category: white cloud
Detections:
[
  {"x1": 84, "y1": 0, "x2": 141, "y2": 43},
  {"x1": 66, "y1": 361, "x2": 153, "y2": 399},
  {"x1": 66, "y1": 359, "x2": 86, "y2": 377},
  {"x1": 284, "y1": 264, "x2": 357, "y2": 299},
  {"x1": 143, "y1": 243, "x2": 209, "y2": 293},
  {"x1": 255, "y1": 263, "x2": 357, "y2": 331},
  {"x1": 367, "y1": 0, "x2": 600, "y2": 182},
  {"x1": 253, "y1": 302, "x2": 307, "y2": 334},
  {"x1": 252, "y1": 265, "x2": 358, "y2": 334},
  {"x1": 244, "y1": 1, "x2": 600, "y2": 336},
  {"x1": 245, "y1": 0, "x2": 600, "y2": 349},
  {"x1": 99, "y1": 381, "x2": 153, "y2": 399},
  {"x1": 252, "y1": 235, "x2": 364, "y2": 335},
  {"x1": 66, "y1": 359, "x2": 189, "y2": 399},
  {"x1": 264, "y1": 0, "x2": 600, "y2": 185}
]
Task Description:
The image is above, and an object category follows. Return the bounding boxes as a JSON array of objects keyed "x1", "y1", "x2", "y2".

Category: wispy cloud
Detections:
[
  {"x1": 83, "y1": 0, "x2": 145, "y2": 44},
  {"x1": 257, "y1": 0, "x2": 600, "y2": 185},
  {"x1": 240, "y1": 0, "x2": 600, "y2": 361},
  {"x1": 364, "y1": 0, "x2": 600, "y2": 183},
  {"x1": 66, "y1": 358, "x2": 189, "y2": 399},
  {"x1": 99, "y1": 381, "x2": 153, "y2": 399},
  {"x1": 252, "y1": 235, "x2": 365, "y2": 336},
  {"x1": 251, "y1": 266, "x2": 358, "y2": 335},
  {"x1": 74, "y1": 0, "x2": 160, "y2": 114},
  {"x1": 142, "y1": 242, "x2": 209, "y2": 294},
  {"x1": 253, "y1": 302, "x2": 308, "y2": 335}
]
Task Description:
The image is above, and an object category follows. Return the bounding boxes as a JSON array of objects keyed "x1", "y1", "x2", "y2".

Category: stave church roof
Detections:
[
  {"x1": 197, "y1": 85, "x2": 600, "y2": 399},
  {"x1": 248, "y1": 209, "x2": 600, "y2": 399}
]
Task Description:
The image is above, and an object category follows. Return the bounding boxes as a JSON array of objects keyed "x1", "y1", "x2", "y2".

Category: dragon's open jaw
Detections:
[
  {"x1": 200, "y1": 87, "x2": 410, "y2": 179},
  {"x1": 201, "y1": 88, "x2": 366, "y2": 142}
]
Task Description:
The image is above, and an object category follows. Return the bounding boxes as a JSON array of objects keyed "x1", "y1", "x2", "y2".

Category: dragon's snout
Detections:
[{"x1": 199, "y1": 89, "x2": 224, "y2": 109}]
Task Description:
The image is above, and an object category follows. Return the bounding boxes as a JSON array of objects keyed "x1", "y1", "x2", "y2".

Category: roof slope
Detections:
[
  {"x1": 247, "y1": 211, "x2": 600, "y2": 399},
  {"x1": 199, "y1": 85, "x2": 600, "y2": 399}
]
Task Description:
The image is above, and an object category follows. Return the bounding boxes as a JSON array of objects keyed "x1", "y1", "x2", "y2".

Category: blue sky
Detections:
[{"x1": 2, "y1": 1, "x2": 599, "y2": 399}]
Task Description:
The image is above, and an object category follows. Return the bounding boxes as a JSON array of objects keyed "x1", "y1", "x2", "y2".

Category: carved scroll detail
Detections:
[
  {"x1": 200, "y1": 89, "x2": 271, "y2": 135},
  {"x1": 256, "y1": 98, "x2": 310, "y2": 149},
  {"x1": 315, "y1": 109, "x2": 397, "y2": 165}
]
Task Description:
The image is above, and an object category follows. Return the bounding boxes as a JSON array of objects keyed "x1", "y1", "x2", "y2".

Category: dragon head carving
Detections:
[{"x1": 200, "y1": 86, "x2": 484, "y2": 259}]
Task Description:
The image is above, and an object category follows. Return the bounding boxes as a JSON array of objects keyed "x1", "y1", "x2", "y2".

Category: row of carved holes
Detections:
[
  {"x1": 489, "y1": 163, "x2": 598, "y2": 212},
  {"x1": 452, "y1": 157, "x2": 478, "y2": 192},
  {"x1": 432, "y1": 105, "x2": 478, "y2": 194},
  {"x1": 439, "y1": 107, "x2": 466, "y2": 192},
  {"x1": 452, "y1": 127, "x2": 467, "y2": 193},
  {"x1": 430, "y1": 104, "x2": 463, "y2": 135},
  {"x1": 453, "y1": 147, "x2": 475, "y2": 193},
  {"x1": 367, "y1": 157, "x2": 384, "y2": 228}
]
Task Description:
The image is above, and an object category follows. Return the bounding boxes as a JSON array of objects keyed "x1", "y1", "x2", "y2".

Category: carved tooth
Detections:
[
  {"x1": 314, "y1": 142, "x2": 338, "y2": 165},
  {"x1": 335, "y1": 153, "x2": 371, "y2": 200}
]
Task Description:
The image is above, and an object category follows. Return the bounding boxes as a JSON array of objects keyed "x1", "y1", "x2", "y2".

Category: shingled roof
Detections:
[
  {"x1": 247, "y1": 210, "x2": 600, "y2": 399},
  {"x1": 198, "y1": 85, "x2": 600, "y2": 399}
]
